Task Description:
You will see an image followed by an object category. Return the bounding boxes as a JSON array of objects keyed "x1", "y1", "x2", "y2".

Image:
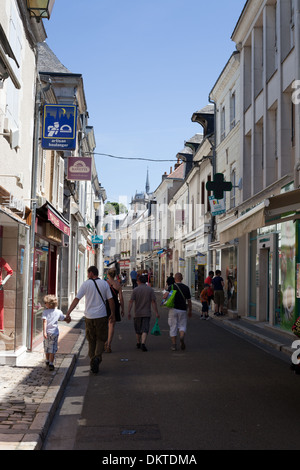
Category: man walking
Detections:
[
  {"x1": 66, "y1": 266, "x2": 115, "y2": 373},
  {"x1": 164, "y1": 272, "x2": 192, "y2": 351},
  {"x1": 130, "y1": 267, "x2": 138, "y2": 288},
  {"x1": 212, "y1": 269, "x2": 225, "y2": 316},
  {"x1": 128, "y1": 274, "x2": 159, "y2": 351}
]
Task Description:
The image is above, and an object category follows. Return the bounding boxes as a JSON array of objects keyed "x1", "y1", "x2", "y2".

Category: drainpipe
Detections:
[
  {"x1": 294, "y1": 0, "x2": 300, "y2": 187},
  {"x1": 208, "y1": 95, "x2": 217, "y2": 270},
  {"x1": 27, "y1": 78, "x2": 51, "y2": 350}
]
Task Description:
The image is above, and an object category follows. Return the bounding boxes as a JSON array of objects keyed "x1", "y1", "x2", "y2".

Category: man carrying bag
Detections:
[
  {"x1": 163, "y1": 273, "x2": 192, "y2": 351},
  {"x1": 66, "y1": 266, "x2": 115, "y2": 373}
]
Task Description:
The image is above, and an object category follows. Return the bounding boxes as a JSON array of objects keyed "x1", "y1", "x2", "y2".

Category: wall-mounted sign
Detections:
[
  {"x1": 47, "y1": 207, "x2": 70, "y2": 236},
  {"x1": 67, "y1": 157, "x2": 92, "y2": 181},
  {"x1": 91, "y1": 235, "x2": 103, "y2": 244},
  {"x1": 209, "y1": 196, "x2": 226, "y2": 216},
  {"x1": 42, "y1": 104, "x2": 77, "y2": 150}
]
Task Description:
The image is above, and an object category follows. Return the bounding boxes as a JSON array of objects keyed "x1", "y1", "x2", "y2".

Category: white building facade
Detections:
[
  {"x1": 220, "y1": 0, "x2": 300, "y2": 330},
  {"x1": 0, "y1": 0, "x2": 46, "y2": 363}
]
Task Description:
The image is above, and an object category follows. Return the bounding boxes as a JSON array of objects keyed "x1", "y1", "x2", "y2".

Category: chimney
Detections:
[{"x1": 174, "y1": 158, "x2": 181, "y2": 169}]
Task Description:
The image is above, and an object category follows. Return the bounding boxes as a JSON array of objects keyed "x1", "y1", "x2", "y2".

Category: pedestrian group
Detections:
[{"x1": 42, "y1": 266, "x2": 225, "y2": 374}]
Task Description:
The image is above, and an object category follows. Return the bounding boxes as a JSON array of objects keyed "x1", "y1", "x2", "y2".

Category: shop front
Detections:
[
  {"x1": 0, "y1": 209, "x2": 30, "y2": 363},
  {"x1": 260, "y1": 188, "x2": 300, "y2": 331},
  {"x1": 221, "y1": 244, "x2": 238, "y2": 313},
  {"x1": 185, "y1": 238, "x2": 208, "y2": 299},
  {"x1": 31, "y1": 203, "x2": 70, "y2": 348},
  {"x1": 220, "y1": 187, "x2": 300, "y2": 330},
  {"x1": 247, "y1": 220, "x2": 299, "y2": 331}
]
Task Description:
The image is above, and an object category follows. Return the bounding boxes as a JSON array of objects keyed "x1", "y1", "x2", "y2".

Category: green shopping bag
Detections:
[
  {"x1": 151, "y1": 318, "x2": 161, "y2": 336},
  {"x1": 162, "y1": 285, "x2": 176, "y2": 308}
]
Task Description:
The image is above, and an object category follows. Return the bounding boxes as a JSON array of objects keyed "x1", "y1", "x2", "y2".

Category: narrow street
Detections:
[{"x1": 43, "y1": 288, "x2": 300, "y2": 451}]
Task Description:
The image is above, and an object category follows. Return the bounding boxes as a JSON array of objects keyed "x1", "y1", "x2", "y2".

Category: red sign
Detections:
[
  {"x1": 47, "y1": 208, "x2": 70, "y2": 236},
  {"x1": 120, "y1": 260, "x2": 130, "y2": 268}
]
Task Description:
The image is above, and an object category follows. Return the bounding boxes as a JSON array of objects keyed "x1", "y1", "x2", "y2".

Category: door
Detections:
[
  {"x1": 259, "y1": 248, "x2": 270, "y2": 322},
  {"x1": 48, "y1": 244, "x2": 57, "y2": 295},
  {"x1": 257, "y1": 232, "x2": 278, "y2": 324}
]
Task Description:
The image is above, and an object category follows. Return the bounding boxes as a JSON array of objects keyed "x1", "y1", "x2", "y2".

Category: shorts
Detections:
[
  {"x1": 134, "y1": 317, "x2": 150, "y2": 335},
  {"x1": 44, "y1": 334, "x2": 59, "y2": 354},
  {"x1": 214, "y1": 290, "x2": 224, "y2": 306},
  {"x1": 168, "y1": 308, "x2": 187, "y2": 337}
]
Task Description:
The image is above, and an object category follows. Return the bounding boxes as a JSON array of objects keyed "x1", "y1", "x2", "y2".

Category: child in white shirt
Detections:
[{"x1": 42, "y1": 295, "x2": 70, "y2": 370}]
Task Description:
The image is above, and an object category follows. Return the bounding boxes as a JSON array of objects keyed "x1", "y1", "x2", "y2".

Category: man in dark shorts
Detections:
[{"x1": 128, "y1": 274, "x2": 159, "y2": 351}]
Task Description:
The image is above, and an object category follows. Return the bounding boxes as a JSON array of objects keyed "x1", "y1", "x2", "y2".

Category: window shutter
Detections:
[
  {"x1": 40, "y1": 150, "x2": 47, "y2": 194},
  {"x1": 57, "y1": 156, "x2": 64, "y2": 212}
]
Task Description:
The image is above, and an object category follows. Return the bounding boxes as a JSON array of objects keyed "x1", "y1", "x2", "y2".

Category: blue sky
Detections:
[{"x1": 45, "y1": 0, "x2": 246, "y2": 206}]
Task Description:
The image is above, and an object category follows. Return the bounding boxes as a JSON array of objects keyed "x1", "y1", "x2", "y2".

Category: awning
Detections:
[
  {"x1": 47, "y1": 204, "x2": 70, "y2": 237},
  {"x1": 264, "y1": 188, "x2": 300, "y2": 223},
  {"x1": 220, "y1": 203, "x2": 265, "y2": 244},
  {"x1": 220, "y1": 188, "x2": 300, "y2": 244}
]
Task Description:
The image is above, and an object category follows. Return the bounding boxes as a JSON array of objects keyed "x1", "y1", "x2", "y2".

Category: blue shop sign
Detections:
[
  {"x1": 42, "y1": 104, "x2": 77, "y2": 150},
  {"x1": 92, "y1": 235, "x2": 103, "y2": 244}
]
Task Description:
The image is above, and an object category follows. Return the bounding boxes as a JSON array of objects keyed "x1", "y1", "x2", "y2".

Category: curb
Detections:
[
  {"x1": 218, "y1": 319, "x2": 293, "y2": 357},
  {"x1": 191, "y1": 299, "x2": 294, "y2": 359}
]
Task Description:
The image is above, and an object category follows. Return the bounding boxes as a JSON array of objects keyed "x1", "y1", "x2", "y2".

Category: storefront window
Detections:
[
  {"x1": 0, "y1": 212, "x2": 29, "y2": 352},
  {"x1": 249, "y1": 231, "x2": 258, "y2": 318},
  {"x1": 32, "y1": 238, "x2": 49, "y2": 342},
  {"x1": 222, "y1": 246, "x2": 238, "y2": 311},
  {"x1": 278, "y1": 220, "x2": 297, "y2": 331}
]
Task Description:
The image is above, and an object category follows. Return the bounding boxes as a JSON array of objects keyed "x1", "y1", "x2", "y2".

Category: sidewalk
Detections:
[
  {"x1": 192, "y1": 298, "x2": 295, "y2": 360},
  {"x1": 0, "y1": 307, "x2": 85, "y2": 450},
  {"x1": 0, "y1": 296, "x2": 297, "y2": 450}
]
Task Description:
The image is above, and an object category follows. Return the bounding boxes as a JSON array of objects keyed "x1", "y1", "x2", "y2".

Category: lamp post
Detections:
[{"x1": 26, "y1": 0, "x2": 55, "y2": 21}]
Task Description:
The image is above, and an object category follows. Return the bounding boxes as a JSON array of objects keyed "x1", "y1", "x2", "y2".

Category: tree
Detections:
[{"x1": 104, "y1": 201, "x2": 128, "y2": 215}]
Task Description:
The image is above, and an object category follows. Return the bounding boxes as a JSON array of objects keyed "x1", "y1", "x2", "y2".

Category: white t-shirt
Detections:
[
  {"x1": 42, "y1": 308, "x2": 65, "y2": 335},
  {"x1": 76, "y1": 278, "x2": 113, "y2": 319}
]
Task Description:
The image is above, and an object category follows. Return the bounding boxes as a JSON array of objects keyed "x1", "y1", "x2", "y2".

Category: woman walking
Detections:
[{"x1": 105, "y1": 268, "x2": 125, "y2": 352}]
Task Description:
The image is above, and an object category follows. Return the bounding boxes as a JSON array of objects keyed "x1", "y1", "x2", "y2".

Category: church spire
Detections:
[{"x1": 145, "y1": 167, "x2": 150, "y2": 194}]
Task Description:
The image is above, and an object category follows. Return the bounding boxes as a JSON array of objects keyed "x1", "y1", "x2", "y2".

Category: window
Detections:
[
  {"x1": 230, "y1": 166, "x2": 236, "y2": 209},
  {"x1": 290, "y1": 0, "x2": 295, "y2": 49},
  {"x1": 51, "y1": 153, "x2": 64, "y2": 212},
  {"x1": 230, "y1": 92, "x2": 236, "y2": 130},
  {"x1": 292, "y1": 102, "x2": 295, "y2": 147},
  {"x1": 220, "y1": 106, "x2": 226, "y2": 141}
]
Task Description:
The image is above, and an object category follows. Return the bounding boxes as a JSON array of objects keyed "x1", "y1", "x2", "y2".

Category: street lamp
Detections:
[
  {"x1": 93, "y1": 200, "x2": 101, "y2": 211},
  {"x1": 26, "y1": 0, "x2": 55, "y2": 21}
]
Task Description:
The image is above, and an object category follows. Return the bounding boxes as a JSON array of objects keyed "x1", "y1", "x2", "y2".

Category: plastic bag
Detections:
[
  {"x1": 162, "y1": 287, "x2": 176, "y2": 308},
  {"x1": 151, "y1": 318, "x2": 162, "y2": 336}
]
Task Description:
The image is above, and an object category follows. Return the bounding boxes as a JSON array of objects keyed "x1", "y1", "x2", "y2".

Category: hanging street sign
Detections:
[
  {"x1": 42, "y1": 104, "x2": 78, "y2": 150},
  {"x1": 209, "y1": 196, "x2": 226, "y2": 216},
  {"x1": 91, "y1": 235, "x2": 103, "y2": 244},
  {"x1": 67, "y1": 157, "x2": 92, "y2": 181}
]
